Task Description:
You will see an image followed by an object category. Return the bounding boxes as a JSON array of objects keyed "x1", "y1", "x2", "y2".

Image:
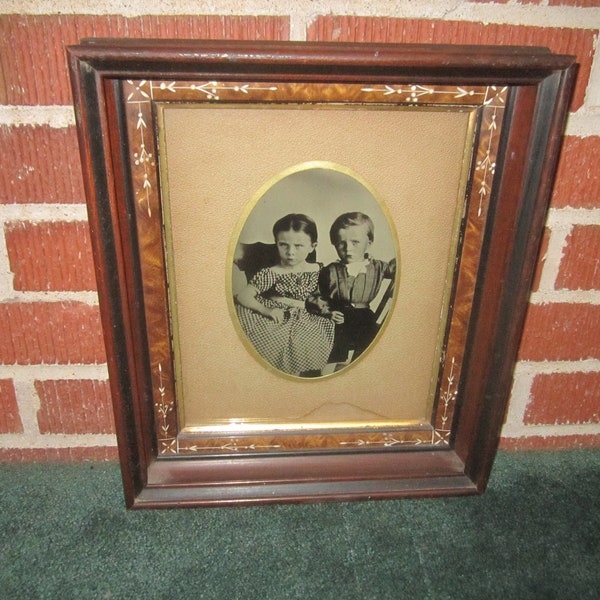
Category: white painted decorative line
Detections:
[
  {"x1": 155, "y1": 362, "x2": 173, "y2": 444},
  {"x1": 339, "y1": 436, "x2": 424, "y2": 448},
  {"x1": 181, "y1": 442, "x2": 283, "y2": 452},
  {"x1": 157, "y1": 81, "x2": 278, "y2": 100}
]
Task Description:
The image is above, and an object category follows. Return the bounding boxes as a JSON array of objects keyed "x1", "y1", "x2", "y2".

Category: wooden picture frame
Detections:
[{"x1": 68, "y1": 40, "x2": 576, "y2": 508}]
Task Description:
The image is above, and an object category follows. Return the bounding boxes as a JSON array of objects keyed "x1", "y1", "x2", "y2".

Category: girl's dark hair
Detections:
[
  {"x1": 273, "y1": 213, "x2": 318, "y2": 244},
  {"x1": 329, "y1": 212, "x2": 374, "y2": 244}
]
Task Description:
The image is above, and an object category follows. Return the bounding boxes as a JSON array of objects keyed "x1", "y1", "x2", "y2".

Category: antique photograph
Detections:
[{"x1": 231, "y1": 164, "x2": 397, "y2": 378}]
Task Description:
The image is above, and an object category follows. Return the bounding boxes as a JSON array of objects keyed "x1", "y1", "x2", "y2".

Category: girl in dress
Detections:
[{"x1": 235, "y1": 214, "x2": 335, "y2": 376}]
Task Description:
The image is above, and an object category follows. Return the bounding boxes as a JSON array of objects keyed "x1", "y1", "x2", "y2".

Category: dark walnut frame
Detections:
[{"x1": 68, "y1": 40, "x2": 576, "y2": 508}]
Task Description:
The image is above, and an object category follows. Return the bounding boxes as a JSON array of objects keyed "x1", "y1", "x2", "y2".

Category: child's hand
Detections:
[
  {"x1": 267, "y1": 307, "x2": 287, "y2": 323},
  {"x1": 330, "y1": 311, "x2": 345, "y2": 324}
]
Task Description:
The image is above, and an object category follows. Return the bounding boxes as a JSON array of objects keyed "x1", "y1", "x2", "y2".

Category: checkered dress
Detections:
[{"x1": 236, "y1": 267, "x2": 335, "y2": 375}]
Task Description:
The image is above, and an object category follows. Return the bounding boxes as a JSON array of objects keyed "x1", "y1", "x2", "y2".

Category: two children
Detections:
[{"x1": 235, "y1": 211, "x2": 394, "y2": 376}]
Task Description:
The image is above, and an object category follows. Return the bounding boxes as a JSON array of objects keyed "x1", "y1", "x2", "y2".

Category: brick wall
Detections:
[{"x1": 1, "y1": 1, "x2": 598, "y2": 460}]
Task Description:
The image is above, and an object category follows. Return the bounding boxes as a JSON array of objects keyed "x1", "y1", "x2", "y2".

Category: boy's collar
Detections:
[{"x1": 343, "y1": 259, "x2": 370, "y2": 278}]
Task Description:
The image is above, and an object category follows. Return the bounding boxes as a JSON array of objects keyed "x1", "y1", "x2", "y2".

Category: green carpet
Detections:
[{"x1": 1, "y1": 450, "x2": 598, "y2": 599}]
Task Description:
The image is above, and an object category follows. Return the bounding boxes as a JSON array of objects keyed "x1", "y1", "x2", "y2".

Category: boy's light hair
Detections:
[{"x1": 329, "y1": 212, "x2": 374, "y2": 244}]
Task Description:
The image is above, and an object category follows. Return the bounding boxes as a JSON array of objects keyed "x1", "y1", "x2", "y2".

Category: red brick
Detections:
[
  {"x1": 500, "y1": 433, "x2": 600, "y2": 450},
  {"x1": 556, "y1": 225, "x2": 600, "y2": 290},
  {"x1": 0, "y1": 125, "x2": 85, "y2": 204},
  {"x1": 551, "y1": 136, "x2": 600, "y2": 209},
  {"x1": 524, "y1": 371, "x2": 600, "y2": 425},
  {"x1": 0, "y1": 446, "x2": 118, "y2": 462},
  {"x1": 0, "y1": 379, "x2": 23, "y2": 434},
  {"x1": 549, "y1": 0, "x2": 600, "y2": 6},
  {"x1": 35, "y1": 379, "x2": 114, "y2": 434},
  {"x1": 5, "y1": 221, "x2": 96, "y2": 291},
  {"x1": 531, "y1": 227, "x2": 550, "y2": 292},
  {"x1": 307, "y1": 17, "x2": 595, "y2": 111},
  {"x1": 0, "y1": 15, "x2": 290, "y2": 106},
  {"x1": 0, "y1": 302, "x2": 106, "y2": 365},
  {"x1": 519, "y1": 303, "x2": 600, "y2": 361}
]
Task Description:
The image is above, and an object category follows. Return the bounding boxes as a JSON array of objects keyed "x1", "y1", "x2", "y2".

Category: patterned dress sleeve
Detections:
[{"x1": 249, "y1": 267, "x2": 276, "y2": 294}]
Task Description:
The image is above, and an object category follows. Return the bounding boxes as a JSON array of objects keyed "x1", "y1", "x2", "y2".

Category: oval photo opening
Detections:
[{"x1": 231, "y1": 165, "x2": 398, "y2": 378}]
